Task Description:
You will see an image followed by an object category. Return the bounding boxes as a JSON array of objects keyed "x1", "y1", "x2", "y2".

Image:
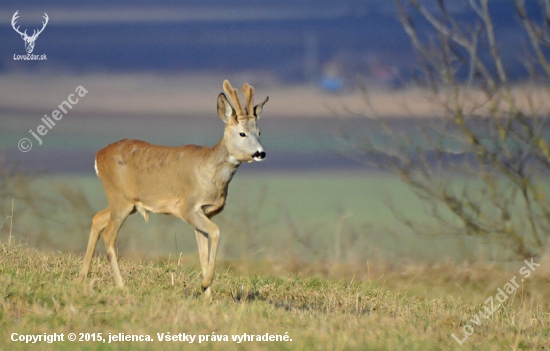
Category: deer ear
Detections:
[
  {"x1": 217, "y1": 93, "x2": 235, "y2": 123},
  {"x1": 254, "y1": 96, "x2": 269, "y2": 119}
]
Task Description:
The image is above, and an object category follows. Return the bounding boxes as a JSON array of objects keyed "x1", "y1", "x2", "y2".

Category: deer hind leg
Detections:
[
  {"x1": 78, "y1": 207, "x2": 110, "y2": 283},
  {"x1": 186, "y1": 212, "x2": 220, "y2": 298},
  {"x1": 102, "y1": 205, "x2": 133, "y2": 288}
]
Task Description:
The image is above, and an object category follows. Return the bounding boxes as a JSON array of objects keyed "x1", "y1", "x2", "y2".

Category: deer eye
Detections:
[{"x1": 239, "y1": 133, "x2": 247, "y2": 137}]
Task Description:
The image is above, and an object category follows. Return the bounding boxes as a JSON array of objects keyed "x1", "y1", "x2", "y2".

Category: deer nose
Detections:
[{"x1": 253, "y1": 151, "x2": 266, "y2": 159}]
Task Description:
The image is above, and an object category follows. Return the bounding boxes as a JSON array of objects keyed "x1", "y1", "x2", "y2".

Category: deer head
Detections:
[
  {"x1": 217, "y1": 80, "x2": 269, "y2": 163},
  {"x1": 12, "y1": 11, "x2": 49, "y2": 54}
]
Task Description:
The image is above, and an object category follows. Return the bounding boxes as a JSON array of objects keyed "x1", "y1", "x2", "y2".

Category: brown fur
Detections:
[{"x1": 77, "y1": 80, "x2": 268, "y2": 298}]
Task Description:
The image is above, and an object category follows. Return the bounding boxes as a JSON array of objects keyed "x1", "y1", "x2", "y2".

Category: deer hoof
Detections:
[{"x1": 202, "y1": 285, "x2": 212, "y2": 299}]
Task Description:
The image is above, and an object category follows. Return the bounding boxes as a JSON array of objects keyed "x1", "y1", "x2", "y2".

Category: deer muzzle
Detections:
[{"x1": 252, "y1": 150, "x2": 266, "y2": 162}]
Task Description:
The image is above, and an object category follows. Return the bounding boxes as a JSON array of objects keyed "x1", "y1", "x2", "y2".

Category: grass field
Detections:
[
  {"x1": 0, "y1": 242, "x2": 549, "y2": 350},
  {"x1": 2, "y1": 172, "x2": 549, "y2": 350}
]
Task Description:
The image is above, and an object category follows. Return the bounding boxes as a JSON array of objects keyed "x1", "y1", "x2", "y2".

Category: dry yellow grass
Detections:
[{"x1": 1, "y1": 242, "x2": 549, "y2": 350}]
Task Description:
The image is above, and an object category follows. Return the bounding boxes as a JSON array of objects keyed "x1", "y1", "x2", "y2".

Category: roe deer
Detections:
[{"x1": 77, "y1": 80, "x2": 268, "y2": 298}]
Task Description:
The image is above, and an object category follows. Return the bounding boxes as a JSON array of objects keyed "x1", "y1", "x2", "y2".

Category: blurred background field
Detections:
[
  {"x1": 4, "y1": 172, "x2": 482, "y2": 262},
  {"x1": 1, "y1": 0, "x2": 550, "y2": 274},
  {"x1": 0, "y1": 71, "x2": 491, "y2": 265}
]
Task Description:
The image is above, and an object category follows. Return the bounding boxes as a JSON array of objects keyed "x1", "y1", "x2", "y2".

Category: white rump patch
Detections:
[{"x1": 94, "y1": 158, "x2": 99, "y2": 176}]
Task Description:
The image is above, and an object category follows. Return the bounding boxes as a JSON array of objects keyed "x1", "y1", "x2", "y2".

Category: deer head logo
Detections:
[{"x1": 11, "y1": 11, "x2": 49, "y2": 54}]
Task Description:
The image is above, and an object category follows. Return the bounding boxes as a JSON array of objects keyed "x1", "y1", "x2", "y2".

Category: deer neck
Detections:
[{"x1": 209, "y1": 139, "x2": 240, "y2": 188}]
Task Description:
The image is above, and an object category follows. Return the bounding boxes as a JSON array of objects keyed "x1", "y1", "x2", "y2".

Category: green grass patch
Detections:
[{"x1": 6, "y1": 172, "x2": 480, "y2": 264}]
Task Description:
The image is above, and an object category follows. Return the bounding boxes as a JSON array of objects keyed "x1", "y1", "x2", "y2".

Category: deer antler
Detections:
[
  {"x1": 242, "y1": 83, "x2": 255, "y2": 116},
  {"x1": 223, "y1": 80, "x2": 246, "y2": 117},
  {"x1": 31, "y1": 13, "x2": 49, "y2": 39},
  {"x1": 11, "y1": 11, "x2": 27, "y2": 37}
]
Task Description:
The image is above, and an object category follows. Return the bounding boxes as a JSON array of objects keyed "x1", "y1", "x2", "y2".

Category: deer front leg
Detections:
[
  {"x1": 195, "y1": 230, "x2": 209, "y2": 279},
  {"x1": 186, "y1": 211, "x2": 220, "y2": 298}
]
